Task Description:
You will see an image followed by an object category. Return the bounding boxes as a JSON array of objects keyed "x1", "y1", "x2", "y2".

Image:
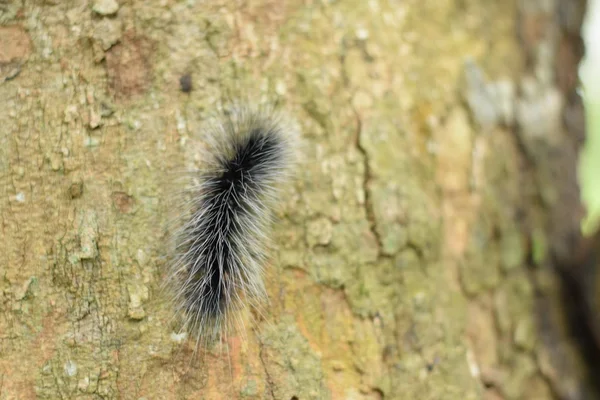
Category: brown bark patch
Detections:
[
  {"x1": 112, "y1": 191, "x2": 135, "y2": 214},
  {"x1": 0, "y1": 25, "x2": 31, "y2": 81},
  {"x1": 556, "y1": 34, "x2": 584, "y2": 94},
  {"x1": 105, "y1": 31, "x2": 153, "y2": 99},
  {"x1": 0, "y1": 25, "x2": 31, "y2": 63}
]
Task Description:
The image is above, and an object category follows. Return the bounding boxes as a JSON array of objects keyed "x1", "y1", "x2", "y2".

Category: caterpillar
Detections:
[{"x1": 166, "y1": 104, "x2": 298, "y2": 346}]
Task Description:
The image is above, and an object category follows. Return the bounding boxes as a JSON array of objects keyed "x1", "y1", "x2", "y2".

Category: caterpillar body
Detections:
[{"x1": 167, "y1": 105, "x2": 298, "y2": 345}]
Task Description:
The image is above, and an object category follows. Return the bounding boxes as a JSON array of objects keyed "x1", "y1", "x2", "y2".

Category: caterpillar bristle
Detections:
[{"x1": 165, "y1": 104, "x2": 298, "y2": 347}]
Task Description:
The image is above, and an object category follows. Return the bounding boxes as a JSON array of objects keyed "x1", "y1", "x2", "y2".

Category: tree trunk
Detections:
[{"x1": 0, "y1": 0, "x2": 591, "y2": 399}]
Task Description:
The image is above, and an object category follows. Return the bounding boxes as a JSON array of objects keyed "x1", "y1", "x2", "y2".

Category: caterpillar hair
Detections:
[{"x1": 166, "y1": 104, "x2": 298, "y2": 347}]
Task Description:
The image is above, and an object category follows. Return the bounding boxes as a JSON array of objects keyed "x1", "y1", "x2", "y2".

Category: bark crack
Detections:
[
  {"x1": 340, "y1": 36, "x2": 383, "y2": 257},
  {"x1": 258, "y1": 342, "x2": 277, "y2": 400},
  {"x1": 352, "y1": 106, "x2": 383, "y2": 256}
]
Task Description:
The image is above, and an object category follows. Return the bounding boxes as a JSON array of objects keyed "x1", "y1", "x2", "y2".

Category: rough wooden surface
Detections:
[{"x1": 0, "y1": 0, "x2": 590, "y2": 399}]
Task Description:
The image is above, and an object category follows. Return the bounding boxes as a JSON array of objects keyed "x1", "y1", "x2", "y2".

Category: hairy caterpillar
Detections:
[{"x1": 165, "y1": 104, "x2": 298, "y2": 346}]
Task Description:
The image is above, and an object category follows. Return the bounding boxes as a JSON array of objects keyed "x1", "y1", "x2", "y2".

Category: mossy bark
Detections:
[{"x1": 0, "y1": 0, "x2": 589, "y2": 399}]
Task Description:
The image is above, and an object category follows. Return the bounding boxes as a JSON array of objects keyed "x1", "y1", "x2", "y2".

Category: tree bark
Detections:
[{"x1": 0, "y1": 0, "x2": 591, "y2": 399}]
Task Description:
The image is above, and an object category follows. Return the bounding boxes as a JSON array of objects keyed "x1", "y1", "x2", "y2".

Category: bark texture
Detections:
[{"x1": 0, "y1": 0, "x2": 591, "y2": 399}]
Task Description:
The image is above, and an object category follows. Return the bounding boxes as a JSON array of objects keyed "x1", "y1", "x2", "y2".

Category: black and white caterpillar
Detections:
[{"x1": 166, "y1": 105, "x2": 298, "y2": 345}]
